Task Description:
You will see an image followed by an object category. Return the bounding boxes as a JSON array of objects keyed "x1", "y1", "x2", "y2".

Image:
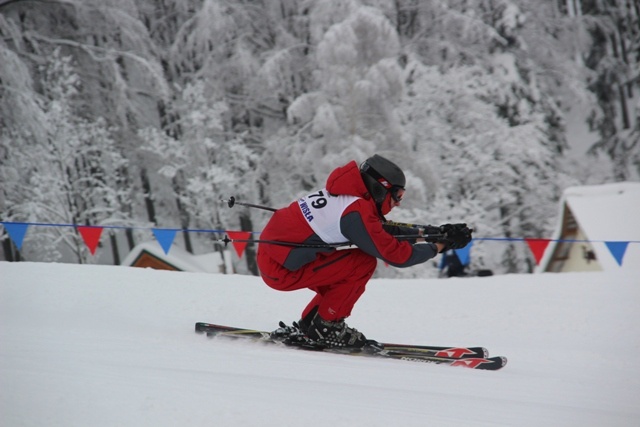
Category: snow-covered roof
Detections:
[
  {"x1": 121, "y1": 241, "x2": 223, "y2": 273},
  {"x1": 538, "y1": 182, "x2": 640, "y2": 272}
]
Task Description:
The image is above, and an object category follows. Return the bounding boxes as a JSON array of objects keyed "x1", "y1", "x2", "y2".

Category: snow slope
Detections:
[{"x1": 1, "y1": 262, "x2": 639, "y2": 427}]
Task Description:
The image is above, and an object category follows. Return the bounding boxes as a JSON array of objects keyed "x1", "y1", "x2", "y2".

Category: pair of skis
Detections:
[{"x1": 195, "y1": 322, "x2": 507, "y2": 371}]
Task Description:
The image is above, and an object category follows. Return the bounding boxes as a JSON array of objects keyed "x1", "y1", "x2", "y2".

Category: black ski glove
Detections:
[
  {"x1": 420, "y1": 225, "x2": 442, "y2": 237},
  {"x1": 437, "y1": 223, "x2": 473, "y2": 252}
]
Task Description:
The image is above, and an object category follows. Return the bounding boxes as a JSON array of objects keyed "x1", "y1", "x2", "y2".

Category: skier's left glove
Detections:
[{"x1": 437, "y1": 223, "x2": 473, "y2": 252}]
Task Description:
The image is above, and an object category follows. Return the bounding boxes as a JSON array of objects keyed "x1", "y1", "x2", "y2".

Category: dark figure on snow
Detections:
[
  {"x1": 257, "y1": 155, "x2": 472, "y2": 350},
  {"x1": 441, "y1": 249, "x2": 468, "y2": 277}
]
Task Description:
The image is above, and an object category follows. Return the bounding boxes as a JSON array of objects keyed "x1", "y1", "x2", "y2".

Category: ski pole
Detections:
[
  {"x1": 385, "y1": 221, "x2": 472, "y2": 238},
  {"x1": 220, "y1": 234, "x2": 443, "y2": 248},
  {"x1": 220, "y1": 235, "x2": 353, "y2": 248},
  {"x1": 222, "y1": 196, "x2": 446, "y2": 241},
  {"x1": 223, "y1": 197, "x2": 434, "y2": 229},
  {"x1": 385, "y1": 220, "x2": 435, "y2": 230},
  {"x1": 221, "y1": 196, "x2": 277, "y2": 212}
]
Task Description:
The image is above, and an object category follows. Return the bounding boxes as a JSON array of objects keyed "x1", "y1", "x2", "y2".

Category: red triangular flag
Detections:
[
  {"x1": 226, "y1": 231, "x2": 252, "y2": 258},
  {"x1": 77, "y1": 226, "x2": 104, "y2": 255},
  {"x1": 525, "y1": 238, "x2": 551, "y2": 265}
]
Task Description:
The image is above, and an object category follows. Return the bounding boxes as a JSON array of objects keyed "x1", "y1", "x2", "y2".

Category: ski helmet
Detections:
[{"x1": 360, "y1": 154, "x2": 406, "y2": 204}]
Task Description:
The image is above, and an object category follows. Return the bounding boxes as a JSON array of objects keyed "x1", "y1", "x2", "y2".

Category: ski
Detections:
[
  {"x1": 195, "y1": 322, "x2": 506, "y2": 370},
  {"x1": 377, "y1": 342, "x2": 488, "y2": 359},
  {"x1": 195, "y1": 322, "x2": 488, "y2": 357}
]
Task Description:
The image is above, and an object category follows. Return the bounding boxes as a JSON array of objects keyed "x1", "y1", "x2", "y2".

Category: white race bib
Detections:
[{"x1": 297, "y1": 189, "x2": 359, "y2": 244}]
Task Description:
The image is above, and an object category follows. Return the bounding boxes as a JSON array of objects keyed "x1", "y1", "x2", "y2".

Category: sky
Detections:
[{"x1": 1, "y1": 261, "x2": 639, "y2": 426}]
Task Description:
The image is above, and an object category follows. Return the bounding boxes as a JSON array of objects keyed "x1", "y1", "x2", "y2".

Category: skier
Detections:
[{"x1": 256, "y1": 154, "x2": 472, "y2": 350}]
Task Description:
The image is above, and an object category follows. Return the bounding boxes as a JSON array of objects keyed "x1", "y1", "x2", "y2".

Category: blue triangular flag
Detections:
[
  {"x1": 455, "y1": 240, "x2": 473, "y2": 266},
  {"x1": 3, "y1": 222, "x2": 29, "y2": 251},
  {"x1": 152, "y1": 228, "x2": 177, "y2": 255},
  {"x1": 605, "y1": 241, "x2": 629, "y2": 266}
]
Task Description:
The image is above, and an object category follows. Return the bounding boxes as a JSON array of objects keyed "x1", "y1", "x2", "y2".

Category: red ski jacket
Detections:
[{"x1": 259, "y1": 161, "x2": 439, "y2": 271}]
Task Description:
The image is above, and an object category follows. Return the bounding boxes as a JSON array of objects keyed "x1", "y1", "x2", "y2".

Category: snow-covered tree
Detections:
[
  {"x1": 1, "y1": 0, "x2": 635, "y2": 273},
  {"x1": 397, "y1": 53, "x2": 571, "y2": 274},
  {"x1": 384, "y1": 0, "x2": 592, "y2": 273},
  {"x1": 1, "y1": 49, "x2": 130, "y2": 263},
  {"x1": 139, "y1": 79, "x2": 260, "y2": 271},
  {"x1": 578, "y1": 0, "x2": 640, "y2": 180},
  {"x1": 262, "y1": 5, "x2": 406, "y2": 196}
]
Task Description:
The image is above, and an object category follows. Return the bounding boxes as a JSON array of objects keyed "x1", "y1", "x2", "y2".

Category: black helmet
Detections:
[{"x1": 360, "y1": 154, "x2": 406, "y2": 204}]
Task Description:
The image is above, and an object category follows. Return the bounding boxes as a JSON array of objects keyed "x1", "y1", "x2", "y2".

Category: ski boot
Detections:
[{"x1": 306, "y1": 312, "x2": 368, "y2": 352}]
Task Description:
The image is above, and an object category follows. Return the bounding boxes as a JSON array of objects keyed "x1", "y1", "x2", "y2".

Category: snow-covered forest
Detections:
[{"x1": 1, "y1": 0, "x2": 639, "y2": 275}]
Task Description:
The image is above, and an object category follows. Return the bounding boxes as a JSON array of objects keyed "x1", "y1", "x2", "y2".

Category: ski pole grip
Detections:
[{"x1": 422, "y1": 233, "x2": 445, "y2": 243}]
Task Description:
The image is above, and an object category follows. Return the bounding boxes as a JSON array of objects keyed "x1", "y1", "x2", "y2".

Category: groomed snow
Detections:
[{"x1": 1, "y1": 262, "x2": 639, "y2": 426}]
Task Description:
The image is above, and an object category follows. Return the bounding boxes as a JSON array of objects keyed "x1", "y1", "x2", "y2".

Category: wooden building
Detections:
[
  {"x1": 122, "y1": 242, "x2": 227, "y2": 273},
  {"x1": 537, "y1": 182, "x2": 640, "y2": 273}
]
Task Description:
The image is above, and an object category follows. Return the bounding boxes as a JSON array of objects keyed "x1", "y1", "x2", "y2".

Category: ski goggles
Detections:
[{"x1": 391, "y1": 186, "x2": 405, "y2": 203}]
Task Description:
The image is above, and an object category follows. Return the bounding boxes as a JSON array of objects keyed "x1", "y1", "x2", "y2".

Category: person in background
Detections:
[
  {"x1": 441, "y1": 249, "x2": 468, "y2": 277},
  {"x1": 257, "y1": 154, "x2": 472, "y2": 350}
]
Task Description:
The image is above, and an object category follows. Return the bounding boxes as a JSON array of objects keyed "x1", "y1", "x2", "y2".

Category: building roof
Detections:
[
  {"x1": 537, "y1": 182, "x2": 640, "y2": 272},
  {"x1": 121, "y1": 241, "x2": 225, "y2": 273}
]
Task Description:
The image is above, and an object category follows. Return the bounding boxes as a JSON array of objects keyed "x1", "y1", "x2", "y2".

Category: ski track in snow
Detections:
[{"x1": 1, "y1": 262, "x2": 639, "y2": 426}]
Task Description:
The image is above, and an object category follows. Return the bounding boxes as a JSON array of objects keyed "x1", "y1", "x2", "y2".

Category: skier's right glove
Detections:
[{"x1": 437, "y1": 223, "x2": 473, "y2": 252}]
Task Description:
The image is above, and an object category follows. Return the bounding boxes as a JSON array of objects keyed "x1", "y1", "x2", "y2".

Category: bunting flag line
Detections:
[
  {"x1": 3, "y1": 222, "x2": 29, "y2": 251},
  {"x1": 77, "y1": 226, "x2": 104, "y2": 256},
  {"x1": 0, "y1": 221, "x2": 636, "y2": 268},
  {"x1": 524, "y1": 238, "x2": 551, "y2": 265},
  {"x1": 152, "y1": 229, "x2": 178, "y2": 255},
  {"x1": 226, "y1": 231, "x2": 253, "y2": 258},
  {"x1": 605, "y1": 241, "x2": 629, "y2": 266}
]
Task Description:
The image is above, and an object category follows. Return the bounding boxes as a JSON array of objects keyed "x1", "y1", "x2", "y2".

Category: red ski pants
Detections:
[{"x1": 257, "y1": 249, "x2": 377, "y2": 321}]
